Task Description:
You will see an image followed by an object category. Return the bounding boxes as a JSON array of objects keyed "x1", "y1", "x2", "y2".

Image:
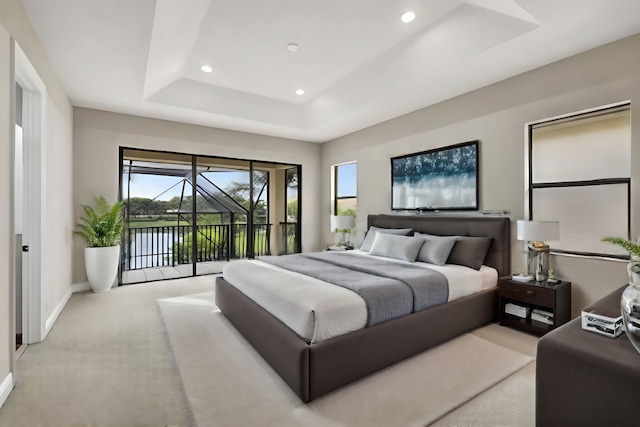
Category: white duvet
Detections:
[{"x1": 222, "y1": 250, "x2": 497, "y2": 343}]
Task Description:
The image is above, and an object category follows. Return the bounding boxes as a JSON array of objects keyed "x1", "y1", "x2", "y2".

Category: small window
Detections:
[
  {"x1": 528, "y1": 103, "x2": 631, "y2": 257},
  {"x1": 333, "y1": 162, "x2": 357, "y2": 216}
]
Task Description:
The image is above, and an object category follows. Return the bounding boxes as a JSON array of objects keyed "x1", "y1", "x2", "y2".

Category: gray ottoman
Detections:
[{"x1": 536, "y1": 285, "x2": 640, "y2": 426}]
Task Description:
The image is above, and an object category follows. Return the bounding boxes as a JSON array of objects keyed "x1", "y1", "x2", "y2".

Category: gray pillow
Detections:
[
  {"x1": 414, "y1": 232, "x2": 457, "y2": 265},
  {"x1": 447, "y1": 236, "x2": 492, "y2": 270},
  {"x1": 369, "y1": 233, "x2": 424, "y2": 262},
  {"x1": 360, "y1": 226, "x2": 412, "y2": 252}
]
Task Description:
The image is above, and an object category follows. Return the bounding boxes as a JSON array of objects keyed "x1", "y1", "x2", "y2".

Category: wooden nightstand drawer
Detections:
[
  {"x1": 497, "y1": 276, "x2": 571, "y2": 336},
  {"x1": 498, "y1": 281, "x2": 555, "y2": 308}
]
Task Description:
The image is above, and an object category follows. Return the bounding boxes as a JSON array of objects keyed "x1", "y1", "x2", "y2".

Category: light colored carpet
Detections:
[
  {"x1": 470, "y1": 322, "x2": 539, "y2": 358},
  {"x1": 431, "y1": 362, "x2": 536, "y2": 427},
  {"x1": 0, "y1": 276, "x2": 216, "y2": 427},
  {"x1": 159, "y1": 292, "x2": 535, "y2": 427}
]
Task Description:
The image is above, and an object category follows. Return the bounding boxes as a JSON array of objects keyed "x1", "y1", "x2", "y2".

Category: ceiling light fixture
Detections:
[
  {"x1": 295, "y1": 89, "x2": 304, "y2": 95},
  {"x1": 201, "y1": 65, "x2": 213, "y2": 73},
  {"x1": 401, "y1": 11, "x2": 415, "y2": 23},
  {"x1": 287, "y1": 43, "x2": 299, "y2": 52}
]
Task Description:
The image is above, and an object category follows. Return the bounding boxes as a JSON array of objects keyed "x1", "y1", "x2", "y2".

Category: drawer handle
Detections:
[{"x1": 526, "y1": 290, "x2": 534, "y2": 295}]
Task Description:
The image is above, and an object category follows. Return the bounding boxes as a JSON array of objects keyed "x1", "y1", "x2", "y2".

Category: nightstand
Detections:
[{"x1": 497, "y1": 276, "x2": 571, "y2": 336}]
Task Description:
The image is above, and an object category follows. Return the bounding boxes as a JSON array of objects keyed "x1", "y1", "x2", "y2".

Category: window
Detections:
[
  {"x1": 528, "y1": 103, "x2": 631, "y2": 258},
  {"x1": 333, "y1": 162, "x2": 357, "y2": 216}
]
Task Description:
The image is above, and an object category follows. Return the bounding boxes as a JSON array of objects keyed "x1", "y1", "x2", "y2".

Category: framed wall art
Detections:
[{"x1": 391, "y1": 140, "x2": 479, "y2": 211}]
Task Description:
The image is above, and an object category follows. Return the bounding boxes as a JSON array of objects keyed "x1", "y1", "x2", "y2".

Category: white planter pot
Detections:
[{"x1": 84, "y1": 245, "x2": 120, "y2": 293}]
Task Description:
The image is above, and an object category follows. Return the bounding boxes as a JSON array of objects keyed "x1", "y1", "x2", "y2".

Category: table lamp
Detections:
[
  {"x1": 330, "y1": 215, "x2": 355, "y2": 247},
  {"x1": 516, "y1": 220, "x2": 559, "y2": 281}
]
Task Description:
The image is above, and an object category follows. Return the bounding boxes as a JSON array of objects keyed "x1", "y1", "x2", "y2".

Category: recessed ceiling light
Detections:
[
  {"x1": 201, "y1": 65, "x2": 213, "y2": 73},
  {"x1": 401, "y1": 11, "x2": 415, "y2": 23},
  {"x1": 295, "y1": 89, "x2": 304, "y2": 96},
  {"x1": 287, "y1": 43, "x2": 299, "y2": 52}
]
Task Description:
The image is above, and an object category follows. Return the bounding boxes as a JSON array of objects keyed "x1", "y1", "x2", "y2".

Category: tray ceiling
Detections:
[{"x1": 20, "y1": 0, "x2": 640, "y2": 142}]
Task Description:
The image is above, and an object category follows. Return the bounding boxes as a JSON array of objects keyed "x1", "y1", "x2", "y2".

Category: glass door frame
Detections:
[
  {"x1": 119, "y1": 147, "x2": 301, "y2": 283},
  {"x1": 282, "y1": 166, "x2": 301, "y2": 254}
]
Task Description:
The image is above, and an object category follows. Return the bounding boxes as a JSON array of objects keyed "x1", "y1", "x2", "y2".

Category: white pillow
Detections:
[
  {"x1": 414, "y1": 232, "x2": 457, "y2": 265},
  {"x1": 360, "y1": 226, "x2": 412, "y2": 252},
  {"x1": 369, "y1": 233, "x2": 424, "y2": 262}
]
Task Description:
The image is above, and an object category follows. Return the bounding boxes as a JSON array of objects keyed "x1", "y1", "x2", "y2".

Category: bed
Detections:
[{"x1": 215, "y1": 214, "x2": 511, "y2": 402}]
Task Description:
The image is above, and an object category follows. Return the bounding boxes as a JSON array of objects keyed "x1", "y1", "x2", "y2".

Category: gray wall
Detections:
[{"x1": 321, "y1": 34, "x2": 640, "y2": 316}]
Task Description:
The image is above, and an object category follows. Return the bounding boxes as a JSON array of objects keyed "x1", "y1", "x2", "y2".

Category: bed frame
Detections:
[{"x1": 215, "y1": 214, "x2": 511, "y2": 402}]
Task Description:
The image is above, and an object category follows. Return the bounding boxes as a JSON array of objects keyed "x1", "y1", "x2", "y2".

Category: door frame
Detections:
[
  {"x1": 14, "y1": 41, "x2": 45, "y2": 345},
  {"x1": 282, "y1": 166, "x2": 302, "y2": 254},
  {"x1": 119, "y1": 147, "x2": 300, "y2": 281}
]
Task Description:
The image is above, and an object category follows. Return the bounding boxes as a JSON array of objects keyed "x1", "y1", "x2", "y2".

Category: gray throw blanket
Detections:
[{"x1": 260, "y1": 252, "x2": 448, "y2": 326}]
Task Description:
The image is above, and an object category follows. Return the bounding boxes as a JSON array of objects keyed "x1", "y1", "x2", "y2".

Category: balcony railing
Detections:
[
  {"x1": 280, "y1": 222, "x2": 299, "y2": 254},
  {"x1": 123, "y1": 223, "x2": 271, "y2": 270}
]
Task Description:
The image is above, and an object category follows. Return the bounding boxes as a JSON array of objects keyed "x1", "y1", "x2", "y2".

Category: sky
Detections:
[
  {"x1": 337, "y1": 163, "x2": 357, "y2": 196},
  {"x1": 126, "y1": 171, "x2": 247, "y2": 201},
  {"x1": 126, "y1": 165, "x2": 356, "y2": 201}
]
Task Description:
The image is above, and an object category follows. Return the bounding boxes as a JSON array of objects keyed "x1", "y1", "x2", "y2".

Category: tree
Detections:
[
  {"x1": 127, "y1": 197, "x2": 154, "y2": 216},
  {"x1": 287, "y1": 198, "x2": 298, "y2": 221},
  {"x1": 223, "y1": 174, "x2": 268, "y2": 223},
  {"x1": 337, "y1": 207, "x2": 357, "y2": 218},
  {"x1": 171, "y1": 228, "x2": 227, "y2": 263}
]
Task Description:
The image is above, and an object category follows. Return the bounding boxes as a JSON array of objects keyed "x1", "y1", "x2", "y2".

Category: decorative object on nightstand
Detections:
[
  {"x1": 516, "y1": 220, "x2": 559, "y2": 282},
  {"x1": 497, "y1": 276, "x2": 571, "y2": 336},
  {"x1": 330, "y1": 215, "x2": 355, "y2": 248},
  {"x1": 602, "y1": 237, "x2": 640, "y2": 354},
  {"x1": 511, "y1": 273, "x2": 533, "y2": 282},
  {"x1": 327, "y1": 244, "x2": 352, "y2": 251},
  {"x1": 547, "y1": 267, "x2": 559, "y2": 284}
]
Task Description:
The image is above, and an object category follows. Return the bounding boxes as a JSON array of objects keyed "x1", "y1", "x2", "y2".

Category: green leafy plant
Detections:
[
  {"x1": 171, "y1": 230, "x2": 227, "y2": 264},
  {"x1": 602, "y1": 237, "x2": 640, "y2": 258},
  {"x1": 75, "y1": 196, "x2": 124, "y2": 247}
]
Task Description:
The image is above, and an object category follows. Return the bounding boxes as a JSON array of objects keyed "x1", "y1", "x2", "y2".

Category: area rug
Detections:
[{"x1": 159, "y1": 292, "x2": 533, "y2": 427}]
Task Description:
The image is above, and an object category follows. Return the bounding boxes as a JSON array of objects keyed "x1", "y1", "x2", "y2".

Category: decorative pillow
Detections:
[
  {"x1": 446, "y1": 236, "x2": 492, "y2": 270},
  {"x1": 369, "y1": 233, "x2": 424, "y2": 262},
  {"x1": 359, "y1": 226, "x2": 412, "y2": 252},
  {"x1": 414, "y1": 232, "x2": 457, "y2": 265}
]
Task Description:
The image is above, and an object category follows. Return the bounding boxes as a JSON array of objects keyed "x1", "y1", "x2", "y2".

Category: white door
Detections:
[
  {"x1": 15, "y1": 43, "x2": 44, "y2": 344},
  {"x1": 14, "y1": 97, "x2": 25, "y2": 350}
]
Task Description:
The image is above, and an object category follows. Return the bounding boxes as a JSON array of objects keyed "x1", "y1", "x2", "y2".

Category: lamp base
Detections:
[{"x1": 527, "y1": 242, "x2": 550, "y2": 281}]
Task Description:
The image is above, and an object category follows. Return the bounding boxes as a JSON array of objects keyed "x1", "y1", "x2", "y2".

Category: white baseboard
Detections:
[
  {"x1": 0, "y1": 372, "x2": 14, "y2": 409},
  {"x1": 44, "y1": 287, "x2": 72, "y2": 338},
  {"x1": 71, "y1": 281, "x2": 90, "y2": 293}
]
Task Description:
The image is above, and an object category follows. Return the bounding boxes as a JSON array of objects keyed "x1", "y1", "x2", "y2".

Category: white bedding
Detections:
[{"x1": 222, "y1": 250, "x2": 498, "y2": 343}]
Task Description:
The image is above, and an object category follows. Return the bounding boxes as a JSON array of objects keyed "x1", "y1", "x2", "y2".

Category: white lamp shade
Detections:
[
  {"x1": 516, "y1": 220, "x2": 559, "y2": 242},
  {"x1": 330, "y1": 215, "x2": 355, "y2": 231}
]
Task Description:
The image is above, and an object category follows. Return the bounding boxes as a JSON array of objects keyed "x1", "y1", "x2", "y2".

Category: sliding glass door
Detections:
[{"x1": 119, "y1": 148, "x2": 300, "y2": 284}]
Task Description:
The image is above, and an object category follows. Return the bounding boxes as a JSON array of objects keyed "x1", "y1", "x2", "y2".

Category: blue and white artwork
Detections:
[{"x1": 391, "y1": 141, "x2": 478, "y2": 210}]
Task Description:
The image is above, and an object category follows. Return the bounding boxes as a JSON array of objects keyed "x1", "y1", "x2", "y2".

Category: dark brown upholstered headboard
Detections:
[{"x1": 367, "y1": 214, "x2": 511, "y2": 277}]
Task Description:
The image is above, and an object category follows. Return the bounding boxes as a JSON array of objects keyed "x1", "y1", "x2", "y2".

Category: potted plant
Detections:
[
  {"x1": 603, "y1": 237, "x2": 640, "y2": 354},
  {"x1": 75, "y1": 196, "x2": 124, "y2": 292},
  {"x1": 603, "y1": 237, "x2": 640, "y2": 284}
]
